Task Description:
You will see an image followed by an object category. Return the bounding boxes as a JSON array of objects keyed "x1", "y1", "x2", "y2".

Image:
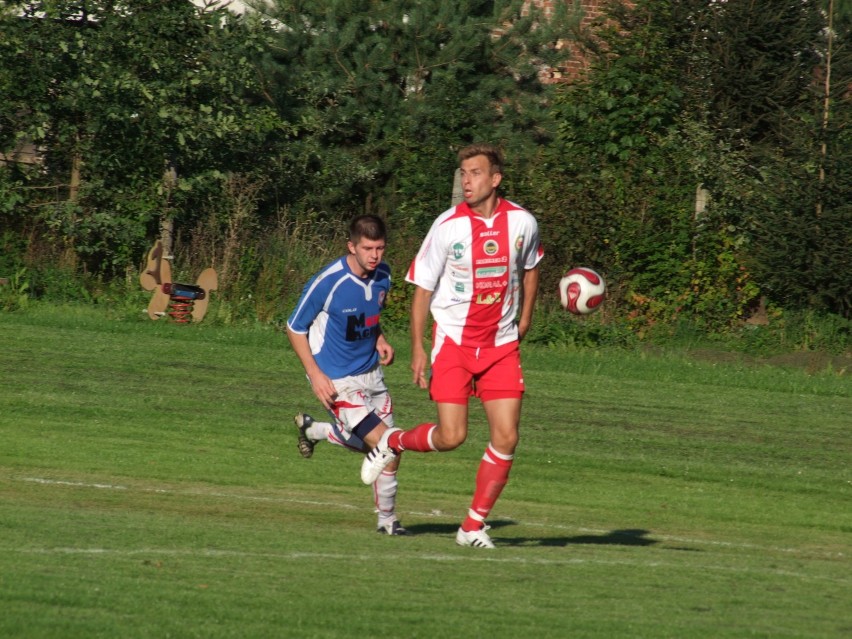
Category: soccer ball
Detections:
[{"x1": 559, "y1": 267, "x2": 606, "y2": 315}]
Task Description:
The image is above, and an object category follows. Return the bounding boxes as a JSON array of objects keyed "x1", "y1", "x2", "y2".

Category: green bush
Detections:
[{"x1": 0, "y1": 267, "x2": 29, "y2": 312}]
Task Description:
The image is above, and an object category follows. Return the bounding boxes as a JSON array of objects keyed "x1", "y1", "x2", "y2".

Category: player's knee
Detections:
[
  {"x1": 491, "y1": 429, "x2": 519, "y2": 453},
  {"x1": 433, "y1": 428, "x2": 466, "y2": 451},
  {"x1": 353, "y1": 412, "x2": 384, "y2": 447}
]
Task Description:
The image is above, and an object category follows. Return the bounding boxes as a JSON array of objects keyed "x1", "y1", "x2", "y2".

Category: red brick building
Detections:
[{"x1": 528, "y1": 0, "x2": 610, "y2": 81}]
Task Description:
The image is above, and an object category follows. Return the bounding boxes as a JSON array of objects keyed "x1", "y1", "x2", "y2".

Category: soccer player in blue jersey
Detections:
[{"x1": 286, "y1": 214, "x2": 408, "y2": 535}]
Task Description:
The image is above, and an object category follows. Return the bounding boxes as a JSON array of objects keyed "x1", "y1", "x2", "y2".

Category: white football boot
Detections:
[
  {"x1": 455, "y1": 525, "x2": 495, "y2": 549},
  {"x1": 360, "y1": 428, "x2": 400, "y2": 484}
]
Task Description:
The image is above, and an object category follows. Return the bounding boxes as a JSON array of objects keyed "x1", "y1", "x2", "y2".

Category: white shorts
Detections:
[{"x1": 326, "y1": 365, "x2": 394, "y2": 451}]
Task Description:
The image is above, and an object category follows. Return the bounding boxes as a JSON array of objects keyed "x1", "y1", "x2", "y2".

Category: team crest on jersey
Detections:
[
  {"x1": 483, "y1": 239, "x2": 499, "y2": 256},
  {"x1": 452, "y1": 243, "x2": 465, "y2": 259},
  {"x1": 515, "y1": 235, "x2": 525, "y2": 250}
]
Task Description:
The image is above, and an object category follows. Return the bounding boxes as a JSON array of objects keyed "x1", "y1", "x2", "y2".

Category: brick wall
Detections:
[{"x1": 527, "y1": 0, "x2": 609, "y2": 82}]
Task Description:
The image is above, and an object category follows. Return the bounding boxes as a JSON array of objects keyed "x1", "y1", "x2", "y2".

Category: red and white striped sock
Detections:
[
  {"x1": 461, "y1": 444, "x2": 513, "y2": 532},
  {"x1": 388, "y1": 423, "x2": 438, "y2": 452}
]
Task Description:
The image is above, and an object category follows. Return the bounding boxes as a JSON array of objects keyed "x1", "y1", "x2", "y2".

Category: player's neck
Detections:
[
  {"x1": 345, "y1": 254, "x2": 367, "y2": 278},
  {"x1": 471, "y1": 195, "x2": 500, "y2": 219}
]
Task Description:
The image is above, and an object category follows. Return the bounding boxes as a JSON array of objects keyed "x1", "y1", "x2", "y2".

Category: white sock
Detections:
[
  {"x1": 374, "y1": 470, "x2": 398, "y2": 526},
  {"x1": 305, "y1": 420, "x2": 332, "y2": 443}
]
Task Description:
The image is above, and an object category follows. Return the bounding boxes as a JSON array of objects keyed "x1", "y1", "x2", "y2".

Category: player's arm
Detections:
[
  {"x1": 376, "y1": 331, "x2": 394, "y2": 366},
  {"x1": 286, "y1": 326, "x2": 337, "y2": 410},
  {"x1": 410, "y1": 285, "x2": 432, "y2": 389},
  {"x1": 517, "y1": 265, "x2": 540, "y2": 341}
]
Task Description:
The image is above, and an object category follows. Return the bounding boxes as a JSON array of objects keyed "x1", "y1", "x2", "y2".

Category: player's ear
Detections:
[{"x1": 347, "y1": 240, "x2": 356, "y2": 254}]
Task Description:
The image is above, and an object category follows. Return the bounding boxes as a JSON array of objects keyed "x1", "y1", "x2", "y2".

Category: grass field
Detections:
[{"x1": 1, "y1": 304, "x2": 850, "y2": 638}]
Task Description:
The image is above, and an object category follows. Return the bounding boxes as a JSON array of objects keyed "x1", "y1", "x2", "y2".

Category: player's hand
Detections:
[
  {"x1": 376, "y1": 335, "x2": 394, "y2": 366},
  {"x1": 517, "y1": 317, "x2": 531, "y2": 341},
  {"x1": 309, "y1": 372, "x2": 337, "y2": 411},
  {"x1": 410, "y1": 349, "x2": 429, "y2": 390}
]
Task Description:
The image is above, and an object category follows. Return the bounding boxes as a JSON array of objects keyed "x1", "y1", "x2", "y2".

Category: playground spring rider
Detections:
[{"x1": 140, "y1": 240, "x2": 218, "y2": 322}]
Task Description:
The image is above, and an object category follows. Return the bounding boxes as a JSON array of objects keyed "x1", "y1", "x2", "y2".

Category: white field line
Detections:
[
  {"x1": 11, "y1": 475, "x2": 848, "y2": 561},
  {"x1": 3, "y1": 545, "x2": 849, "y2": 586},
  {"x1": 17, "y1": 476, "x2": 361, "y2": 509}
]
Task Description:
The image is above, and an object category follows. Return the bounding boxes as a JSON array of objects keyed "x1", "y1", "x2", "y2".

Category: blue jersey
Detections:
[{"x1": 287, "y1": 256, "x2": 391, "y2": 379}]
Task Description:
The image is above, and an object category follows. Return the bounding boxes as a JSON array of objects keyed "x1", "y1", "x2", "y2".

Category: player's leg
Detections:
[
  {"x1": 295, "y1": 407, "x2": 374, "y2": 457},
  {"x1": 462, "y1": 396, "x2": 520, "y2": 524},
  {"x1": 455, "y1": 399, "x2": 520, "y2": 550},
  {"x1": 385, "y1": 338, "x2": 472, "y2": 453},
  {"x1": 390, "y1": 401, "x2": 467, "y2": 452},
  {"x1": 321, "y1": 408, "x2": 406, "y2": 533},
  {"x1": 457, "y1": 344, "x2": 524, "y2": 548},
  {"x1": 294, "y1": 373, "x2": 366, "y2": 457},
  {"x1": 293, "y1": 413, "x2": 337, "y2": 458},
  {"x1": 367, "y1": 374, "x2": 408, "y2": 535},
  {"x1": 357, "y1": 413, "x2": 405, "y2": 483},
  {"x1": 368, "y1": 439, "x2": 409, "y2": 534},
  {"x1": 360, "y1": 341, "x2": 473, "y2": 483},
  {"x1": 373, "y1": 456, "x2": 408, "y2": 535},
  {"x1": 364, "y1": 403, "x2": 469, "y2": 484},
  {"x1": 319, "y1": 375, "x2": 402, "y2": 489}
]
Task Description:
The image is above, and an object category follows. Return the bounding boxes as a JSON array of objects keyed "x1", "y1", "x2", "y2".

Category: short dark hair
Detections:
[
  {"x1": 349, "y1": 214, "x2": 387, "y2": 244},
  {"x1": 458, "y1": 143, "x2": 504, "y2": 175}
]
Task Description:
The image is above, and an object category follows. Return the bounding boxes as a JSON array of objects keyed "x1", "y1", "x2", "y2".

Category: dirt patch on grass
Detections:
[{"x1": 762, "y1": 350, "x2": 851, "y2": 375}]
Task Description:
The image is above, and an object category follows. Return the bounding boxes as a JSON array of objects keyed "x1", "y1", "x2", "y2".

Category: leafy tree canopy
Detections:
[
  {"x1": 537, "y1": 0, "x2": 850, "y2": 322},
  {"x1": 252, "y1": 0, "x2": 581, "y2": 230},
  {"x1": 0, "y1": 0, "x2": 285, "y2": 270}
]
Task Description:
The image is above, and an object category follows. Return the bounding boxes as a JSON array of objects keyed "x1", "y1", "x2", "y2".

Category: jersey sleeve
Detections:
[
  {"x1": 287, "y1": 272, "x2": 327, "y2": 334},
  {"x1": 405, "y1": 211, "x2": 451, "y2": 291},
  {"x1": 523, "y1": 215, "x2": 544, "y2": 270}
]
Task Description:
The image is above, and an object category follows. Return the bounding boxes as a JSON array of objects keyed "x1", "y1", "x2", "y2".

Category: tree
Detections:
[
  {"x1": 0, "y1": 0, "x2": 284, "y2": 273},
  {"x1": 709, "y1": 0, "x2": 851, "y2": 317},
  {"x1": 537, "y1": 1, "x2": 737, "y2": 328},
  {"x1": 703, "y1": 0, "x2": 825, "y2": 151},
  {"x1": 253, "y1": 0, "x2": 581, "y2": 235},
  {"x1": 533, "y1": 0, "x2": 849, "y2": 326}
]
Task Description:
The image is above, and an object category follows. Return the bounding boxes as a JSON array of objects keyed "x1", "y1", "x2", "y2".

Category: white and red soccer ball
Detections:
[{"x1": 559, "y1": 267, "x2": 606, "y2": 315}]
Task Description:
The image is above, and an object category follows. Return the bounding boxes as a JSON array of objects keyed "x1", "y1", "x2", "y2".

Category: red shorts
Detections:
[{"x1": 429, "y1": 338, "x2": 524, "y2": 404}]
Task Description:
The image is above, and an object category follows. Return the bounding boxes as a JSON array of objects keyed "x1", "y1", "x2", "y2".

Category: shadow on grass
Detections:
[
  {"x1": 405, "y1": 522, "x2": 661, "y2": 548},
  {"x1": 503, "y1": 527, "x2": 659, "y2": 548}
]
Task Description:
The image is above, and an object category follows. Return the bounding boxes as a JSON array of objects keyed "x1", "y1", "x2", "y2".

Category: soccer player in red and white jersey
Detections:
[{"x1": 361, "y1": 143, "x2": 543, "y2": 548}]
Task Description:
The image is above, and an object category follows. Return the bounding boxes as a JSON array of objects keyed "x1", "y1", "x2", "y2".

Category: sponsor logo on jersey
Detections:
[
  {"x1": 475, "y1": 256, "x2": 508, "y2": 265},
  {"x1": 515, "y1": 234, "x2": 525, "y2": 250},
  {"x1": 474, "y1": 279, "x2": 506, "y2": 290},
  {"x1": 483, "y1": 239, "x2": 499, "y2": 255},
  {"x1": 475, "y1": 291, "x2": 502, "y2": 305},
  {"x1": 475, "y1": 266, "x2": 507, "y2": 278},
  {"x1": 452, "y1": 243, "x2": 465, "y2": 259},
  {"x1": 454, "y1": 282, "x2": 465, "y2": 293},
  {"x1": 346, "y1": 313, "x2": 380, "y2": 341}
]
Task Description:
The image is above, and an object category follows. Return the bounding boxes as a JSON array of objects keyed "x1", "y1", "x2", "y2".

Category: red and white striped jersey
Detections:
[{"x1": 406, "y1": 198, "x2": 543, "y2": 347}]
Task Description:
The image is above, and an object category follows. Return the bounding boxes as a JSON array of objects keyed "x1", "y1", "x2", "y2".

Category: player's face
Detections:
[
  {"x1": 348, "y1": 237, "x2": 386, "y2": 277},
  {"x1": 460, "y1": 154, "x2": 502, "y2": 212}
]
